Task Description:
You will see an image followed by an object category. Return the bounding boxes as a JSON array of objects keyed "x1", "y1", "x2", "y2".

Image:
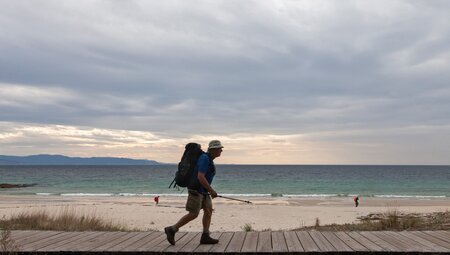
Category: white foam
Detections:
[
  {"x1": 375, "y1": 195, "x2": 446, "y2": 198},
  {"x1": 35, "y1": 193, "x2": 56, "y2": 196},
  {"x1": 60, "y1": 193, "x2": 114, "y2": 197},
  {"x1": 283, "y1": 194, "x2": 339, "y2": 198},
  {"x1": 220, "y1": 193, "x2": 272, "y2": 197},
  {"x1": 34, "y1": 192, "x2": 447, "y2": 199}
]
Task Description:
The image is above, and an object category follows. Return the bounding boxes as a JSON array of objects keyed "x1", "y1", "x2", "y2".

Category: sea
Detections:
[{"x1": 1, "y1": 165, "x2": 449, "y2": 199}]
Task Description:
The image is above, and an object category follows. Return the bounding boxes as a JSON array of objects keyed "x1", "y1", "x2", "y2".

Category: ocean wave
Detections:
[
  {"x1": 33, "y1": 192, "x2": 447, "y2": 198},
  {"x1": 220, "y1": 193, "x2": 272, "y2": 197},
  {"x1": 283, "y1": 194, "x2": 340, "y2": 198},
  {"x1": 35, "y1": 193, "x2": 57, "y2": 196},
  {"x1": 44, "y1": 193, "x2": 189, "y2": 197},
  {"x1": 375, "y1": 195, "x2": 447, "y2": 198},
  {"x1": 60, "y1": 193, "x2": 115, "y2": 197},
  {"x1": 135, "y1": 193, "x2": 188, "y2": 197}
]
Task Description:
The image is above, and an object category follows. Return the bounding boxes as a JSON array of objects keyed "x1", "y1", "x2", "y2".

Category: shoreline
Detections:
[
  {"x1": 1, "y1": 191, "x2": 447, "y2": 199},
  {"x1": 0, "y1": 195, "x2": 449, "y2": 232}
]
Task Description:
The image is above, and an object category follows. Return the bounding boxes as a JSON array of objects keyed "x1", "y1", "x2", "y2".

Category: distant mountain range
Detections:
[{"x1": 0, "y1": 154, "x2": 162, "y2": 165}]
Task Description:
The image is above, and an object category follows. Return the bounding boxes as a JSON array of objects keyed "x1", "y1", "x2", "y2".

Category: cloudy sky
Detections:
[{"x1": 1, "y1": 0, "x2": 449, "y2": 164}]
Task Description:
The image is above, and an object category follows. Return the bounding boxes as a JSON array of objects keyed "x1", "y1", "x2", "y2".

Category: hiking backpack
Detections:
[{"x1": 169, "y1": 143, "x2": 204, "y2": 189}]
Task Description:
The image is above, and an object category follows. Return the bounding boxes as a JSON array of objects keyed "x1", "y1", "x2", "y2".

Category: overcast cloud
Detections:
[{"x1": 1, "y1": 0, "x2": 449, "y2": 164}]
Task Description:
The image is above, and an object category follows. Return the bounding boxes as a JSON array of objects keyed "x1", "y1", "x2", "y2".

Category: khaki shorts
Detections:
[{"x1": 186, "y1": 189, "x2": 212, "y2": 214}]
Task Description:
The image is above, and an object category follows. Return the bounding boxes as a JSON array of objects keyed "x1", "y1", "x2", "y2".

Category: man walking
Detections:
[{"x1": 164, "y1": 140, "x2": 223, "y2": 245}]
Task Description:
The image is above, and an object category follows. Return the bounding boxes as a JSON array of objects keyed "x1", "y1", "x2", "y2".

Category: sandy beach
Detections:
[{"x1": 0, "y1": 195, "x2": 448, "y2": 232}]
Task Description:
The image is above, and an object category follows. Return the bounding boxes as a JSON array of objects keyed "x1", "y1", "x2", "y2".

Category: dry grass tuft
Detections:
[
  {"x1": 0, "y1": 207, "x2": 130, "y2": 232},
  {"x1": 1, "y1": 220, "x2": 20, "y2": 254},
  {"x1": 241, "y1": 223, "x2": 254, "y2": 232},
  {"x1": 295, "y1": 210, "x2": 450, "y2": 231},
  {"x1": 314, "y1": 217, "x2": 320, "y2": 227}
]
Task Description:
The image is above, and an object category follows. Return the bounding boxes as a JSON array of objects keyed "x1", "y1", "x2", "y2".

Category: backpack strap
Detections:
[
  {"x1": 205, "y1": 153, "x2": 216, "y2": 175},
  {"x1": 168, "y1": 178, "x2": 177, "y2": 189}
]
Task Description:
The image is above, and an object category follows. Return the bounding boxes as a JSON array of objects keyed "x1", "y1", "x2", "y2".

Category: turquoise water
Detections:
[{"x1": 1, "y1": 165, "x2": 449, "y2": 198}]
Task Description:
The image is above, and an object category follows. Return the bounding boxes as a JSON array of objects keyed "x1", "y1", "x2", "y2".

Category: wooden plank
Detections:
[
  {"x1": 382, "y1": 231, "x2": 430, "y2": 252},
  {"x1": 346, "y1": 232, "x2": 383, "y2": 252},
  {"x1": 241, "y1": 231, "x2": 258, "y2": 253},
  {"x1": 16, "y1": 231, "x2": 64, "y2": 248},
  {"x1": 44, "y1": 231, "x2": 103, "y2": 251},
  {"x1": 13, "y1": 230, "x2": 58, "y2": 243},
  {"x1": 134, "y1": 232, "x2": 167, "y2": 252},
  {"x1": 87, "y1": 232, "x2": 137, "y2": 251},
  {"x1": 436, "y1": 230, "x2": 450, "y2": 239},
  {"x1": 369, "y1": 231, "x2": 413, "y2": 252},
  {"x1": 272, "y1": 231, "x2": 288, "y2": 253},
  {"x1": 358, "y1": 231, "x2": 398, "y2": 252},
  {"x1": 10, "y1": 230, "x2": 37, "y2": 240},
  {"x1": 56, "y1": 231, "x2": 108, "y2": 251},
  {"x1": 413, "y1": 231, "x2": 450, "y2": 250},
  {"x1": 209, "y1": 232, "x2": 233, "y2": 253},
  {"x1": 176, "y1": 232, "x2": 202, "y2": 253},
  {"x1": 20, "y1": 232, "x2": 75, "y2": 251},
  {"x1": 120, "y1": 231, "x2": 160, "y2": 251},
  {"x1": 194, "y1": 232, "x2": 222, "y2": 253},
  {"x1": 164, "y1": 232, "x2": 199, "y2": 253},
  {"x1": 334, "y1": 232, "x2": 368, "y2": 252},
  {"x1": 321, "y1": 231, "x2": 353, "y2": 252},
  {"x1": 106, "y1": 232, "x2": 151, "y2": 251},
  {"x1": 14, "y1": 231, "x2": 61, "y2": 247},
  {"x1": 308, "y1": 231, "x2": 336, "y2": 252},
  {"x1": 35, "y1": 232, "x2": 85, "y2": 251},
  {"x1": 76, "y1": 232, "x2": 124, "y2": 251},
  {"x1": 148, "y1": 231, "x2": 187, "y2": 252},
  {"x1": 284, "y1": 231, "x2": 304, "y2": 252},
  {"x1": 409, "y1": 231, "x2": 449, "y2": 251},
  {"x1": 296, "y1": 231, "x2": 320, "y2": 252},
  {"x1": 10, "y1": 229, "x2": 450, "y2": 254},
  {"x1": 425, "y1": 230, "x2": 450, "y2": 242},
  {"x1": 399, "y1": 231, "x2": 449, "y2": 253},
  {"x1": 225, "y1": 231, "x2": 246, "y2": 253},
  {"x1": 256, "y1": 231, "x2": 272, "y2": 253}
]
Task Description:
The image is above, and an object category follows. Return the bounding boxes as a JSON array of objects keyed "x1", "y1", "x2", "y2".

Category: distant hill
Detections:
[{"x1": 0, "y1": 154, "x2": 162, "y2": 165}]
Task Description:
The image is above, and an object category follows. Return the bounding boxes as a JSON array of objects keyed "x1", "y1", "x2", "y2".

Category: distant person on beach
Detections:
[
  {"x1": 165, "y1": 140, "x2": 223, "y2": 245},
  {"x1": 154, "y1": 196, "x2": 160, "y2": 206},
  {"x1": 354, "y1": 196, "x2": 359, "y2": 207}
]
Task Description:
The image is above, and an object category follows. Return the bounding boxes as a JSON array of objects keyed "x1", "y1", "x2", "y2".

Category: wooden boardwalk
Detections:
[{"x1": 4, "y1": 230, "x2": 450, "y2": 254}]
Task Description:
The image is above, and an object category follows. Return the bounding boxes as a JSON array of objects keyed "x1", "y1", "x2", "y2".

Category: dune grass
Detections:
[
  {"x1": 1, "y1": 207, "x2": 448, "y2": 233},
  {"x1": 1, "y1": 228, "x2": 19, "y2": 254},
  {"x1": 297, "y1": 210, "x2": 450, "y2": 231},
  {"x1": 0, "y1": 207, "x2": 130, "y2": 232},
  {"x1": 241, "y1": 223, "x2": 254, "y2": 232}
]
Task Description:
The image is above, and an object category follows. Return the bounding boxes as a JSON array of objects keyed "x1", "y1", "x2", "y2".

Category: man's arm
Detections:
[{"x1": 198, "y1": 172, "x2": 217, "y2": 198}]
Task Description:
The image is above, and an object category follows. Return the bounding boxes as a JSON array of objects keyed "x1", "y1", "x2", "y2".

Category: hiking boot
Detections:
[
  {"x1": 200, "y1": 233, "x2": 219, "y2": 244},
  {"x1": 164, "y1": 226, "x2": 176, "y2": 245}
]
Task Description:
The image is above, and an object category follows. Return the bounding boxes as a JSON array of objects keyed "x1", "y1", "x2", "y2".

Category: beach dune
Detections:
[{"x1": 0, "y1": 195, "x2": 448, "y2": 232}]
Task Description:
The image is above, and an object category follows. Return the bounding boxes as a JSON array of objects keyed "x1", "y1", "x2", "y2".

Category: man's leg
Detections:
[
  {"x1": 202, "y1": 206, "x2": 212, "y2": 233},
  {"x1": 200, "y1": 195, "x2": 218, "y2": 244},
  {"x1": 176, "y1": 212, "x2": 199, "y2": 229},
  {"x1": 165, "y1": 191, "x2": 202, "y2": 245}
]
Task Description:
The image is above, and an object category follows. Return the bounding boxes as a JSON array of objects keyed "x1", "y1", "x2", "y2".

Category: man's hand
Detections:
[
  {"x1": 198, "y1": 172, "x2": 217, "y2": 198},
  {"x1": 209, "y1": 190, "x2": 218, "y2": 198}
]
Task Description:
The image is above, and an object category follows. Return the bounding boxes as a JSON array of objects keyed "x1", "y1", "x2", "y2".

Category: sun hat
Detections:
[{"x1": 208, "y1": 140, "x2": 224, "y2": 150}]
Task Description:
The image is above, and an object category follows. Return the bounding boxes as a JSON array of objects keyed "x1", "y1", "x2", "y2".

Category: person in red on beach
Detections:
[
  {"x1": 353, "y1": 196, "x2": 359, "y2": 207},
  {"x1": 154, "y1": 196, "x2": 160, "y2": 206}
]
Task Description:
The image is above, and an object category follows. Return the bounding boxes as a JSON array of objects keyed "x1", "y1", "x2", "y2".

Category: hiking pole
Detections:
[{"x1": 217, "y1": 195, "x2": 252, "y2": 204}]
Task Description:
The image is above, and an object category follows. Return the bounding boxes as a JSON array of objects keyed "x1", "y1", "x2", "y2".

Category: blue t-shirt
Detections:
[{"x1": 194, "y1": 153, "x2": 216, "y2": 194}]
